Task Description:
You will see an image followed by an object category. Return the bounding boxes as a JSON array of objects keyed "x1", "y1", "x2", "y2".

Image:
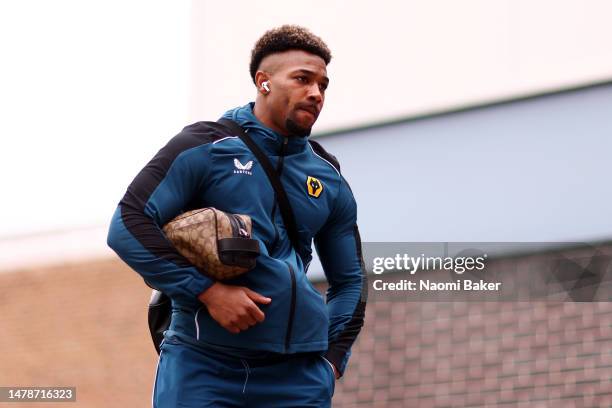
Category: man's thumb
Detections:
[{"x1": 243, "y1": 288, "x2": 272, "y2": 304}]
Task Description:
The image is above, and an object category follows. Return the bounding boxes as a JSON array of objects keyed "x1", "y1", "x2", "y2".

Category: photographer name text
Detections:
[{"x1": 373, "y1": 279, "x2": 501, "y2": 291}]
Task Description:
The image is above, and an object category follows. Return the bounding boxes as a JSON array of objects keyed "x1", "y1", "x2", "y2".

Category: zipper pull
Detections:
[
  {"x1": 281, "y1": 137, "x2": 288, "y2": 154},
  {"x1": 235, "y1": 216, "x2": 250, "y2": 238}
]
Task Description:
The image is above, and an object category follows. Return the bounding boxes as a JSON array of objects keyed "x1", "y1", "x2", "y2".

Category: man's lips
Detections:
[{"x1": 297, "y1": 106, "x2": 318, "y2": 118}]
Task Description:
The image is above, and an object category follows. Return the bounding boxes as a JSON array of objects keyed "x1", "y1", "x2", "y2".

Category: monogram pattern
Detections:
[{"x1": 162, "y1": 208, "x2": 253, "y2": 280}]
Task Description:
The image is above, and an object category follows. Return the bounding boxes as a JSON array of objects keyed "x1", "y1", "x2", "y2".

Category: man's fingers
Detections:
[
  {"x1": 225, "y1": 310, "x2": 257, "y2": 333},
  {"x1": 243, "y1": 288, "x2": 271, "y2": 304},
  {"x1": 247, "y1": 302, "x2": 266, "y2": 323},
  {"x1": 209, "y1": 287, "x2": 270, "y2": 334},
  {"x1": 241, "y1": 310, "x2": 258, "y2": 327}
]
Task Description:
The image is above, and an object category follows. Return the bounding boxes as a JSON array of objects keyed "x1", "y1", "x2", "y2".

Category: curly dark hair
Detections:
[{"x1": 249, "y1": 25, "x2": 332, "y2": 84}]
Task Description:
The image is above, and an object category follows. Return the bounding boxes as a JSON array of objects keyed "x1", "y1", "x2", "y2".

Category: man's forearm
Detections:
[{"x1": 107, "y1": 204, "x2": 214, "y2": 305}]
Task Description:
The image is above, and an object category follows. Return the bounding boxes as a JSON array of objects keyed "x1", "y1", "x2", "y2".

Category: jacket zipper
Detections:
[
  {"x1": 284, "y1": 261, "x2": 297, "y2": 351},
  {"x1": 269, "y1": 137, "x2": 288, "y2": 252},
  {"x1": 271, "y1": 137, "x2": 295, "y2": 352}
]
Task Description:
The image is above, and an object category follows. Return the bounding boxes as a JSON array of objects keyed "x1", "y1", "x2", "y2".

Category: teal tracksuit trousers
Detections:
[{"x1": 153, "y1": 332, "x2": 335, "y2": 407}]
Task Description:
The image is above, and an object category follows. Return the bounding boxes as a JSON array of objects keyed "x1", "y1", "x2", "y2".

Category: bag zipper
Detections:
[
  {"x1": 227, "y1": 213, "x2": 249, "y2": 238},
  {"x1": 227, "y1": 213, "x2": 239, "y2": 237},
  {"x1": 234, "y1": 216, "x2": 249, "y2": 238}
]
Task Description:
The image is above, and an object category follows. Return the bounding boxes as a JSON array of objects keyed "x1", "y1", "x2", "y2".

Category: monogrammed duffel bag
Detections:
[{"x1": 162, "y1": 207, "x2": 260, "y2": 280}]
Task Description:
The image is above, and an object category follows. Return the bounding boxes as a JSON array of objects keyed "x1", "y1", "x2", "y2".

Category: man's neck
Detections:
[{"x1": 253, "y1": 101, "x2": 289, "y2": 137}]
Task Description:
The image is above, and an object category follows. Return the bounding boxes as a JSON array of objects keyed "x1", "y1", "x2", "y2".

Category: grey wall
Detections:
[{"x1": 308, "y1": 83, "x2": 612, "y2": 278}]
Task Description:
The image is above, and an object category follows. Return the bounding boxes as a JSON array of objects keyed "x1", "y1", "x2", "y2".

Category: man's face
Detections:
[{"x1": 258, "y1": 50, "x2": 329, "y2": 137}]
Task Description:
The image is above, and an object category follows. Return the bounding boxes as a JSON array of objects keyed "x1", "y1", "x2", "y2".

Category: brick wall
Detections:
[
  {"x1": 338, "y1": 301, "x2": 611, "y2": 407},
  {"x1": 0, "y1": 259, "x2": 157, "y2": 408},
  {"x1": 0, "y1": 254, "x2": 610, "y2": 407}
]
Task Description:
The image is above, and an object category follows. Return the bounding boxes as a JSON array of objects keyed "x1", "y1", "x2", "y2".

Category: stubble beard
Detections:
[{"x1": 285, "y1": 112, "x2": 312, "y2": 138}]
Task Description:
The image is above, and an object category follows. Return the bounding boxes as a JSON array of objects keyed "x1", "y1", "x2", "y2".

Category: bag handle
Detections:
[{"x1": 217, "y1": 118, "x2": 302, "y2": 257}]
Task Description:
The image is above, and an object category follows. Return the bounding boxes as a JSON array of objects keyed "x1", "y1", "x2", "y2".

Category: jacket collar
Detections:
[{"x1": 220, "y1": 102, "x2": 308, "y2": 156}]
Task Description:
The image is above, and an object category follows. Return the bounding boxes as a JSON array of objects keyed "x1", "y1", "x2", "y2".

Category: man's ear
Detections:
[{"x1": 254, "y1": 71, "x2": 270, "y2": 91}]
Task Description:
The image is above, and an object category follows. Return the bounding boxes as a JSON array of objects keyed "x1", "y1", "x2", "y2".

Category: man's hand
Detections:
[
  {"x1": 332, "y1": 365, "x2": 340, "y2": 379},
  {"x1": 323, "y1": 356, "x2": 340, "y2": 379},
  {"x1": 198, "y1": 282, "x2": 271, "y2": 334}
]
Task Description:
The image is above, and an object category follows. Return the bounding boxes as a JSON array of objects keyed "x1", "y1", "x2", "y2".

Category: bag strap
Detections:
[{"x1": 217, "y1": 118, "x2": 302, "y2": 256}]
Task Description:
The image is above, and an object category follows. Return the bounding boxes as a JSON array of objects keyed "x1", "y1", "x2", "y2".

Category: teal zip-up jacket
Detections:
[{"x1": 106, "y1": 102, "x2": 367, "y2": 375}]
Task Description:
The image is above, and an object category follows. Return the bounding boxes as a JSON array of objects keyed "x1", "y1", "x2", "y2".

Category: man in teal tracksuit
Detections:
[{"x1": 107, "y1": 25, "x2": 367, "y2": 407}]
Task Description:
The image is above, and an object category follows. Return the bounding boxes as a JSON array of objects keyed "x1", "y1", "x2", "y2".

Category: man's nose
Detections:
[{"x1": 307, "y1": 83, "x2": 323, "y2": 103}]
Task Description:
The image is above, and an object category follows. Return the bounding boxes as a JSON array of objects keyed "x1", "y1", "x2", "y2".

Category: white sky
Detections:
[
  {"x1": 190, "y1": 0, "x2": 612, "y2": 128},
  {"x1": 0, "y1": 1, "x2": 191, "y2": 238},
  {"x1": 1, "y1": 0, "x2": 611, "y2": 269}
]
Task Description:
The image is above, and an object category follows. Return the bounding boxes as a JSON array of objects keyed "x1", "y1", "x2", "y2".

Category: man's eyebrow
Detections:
[{"x1": 292, "y1": 69, "x2": 329, "y2": 84}]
